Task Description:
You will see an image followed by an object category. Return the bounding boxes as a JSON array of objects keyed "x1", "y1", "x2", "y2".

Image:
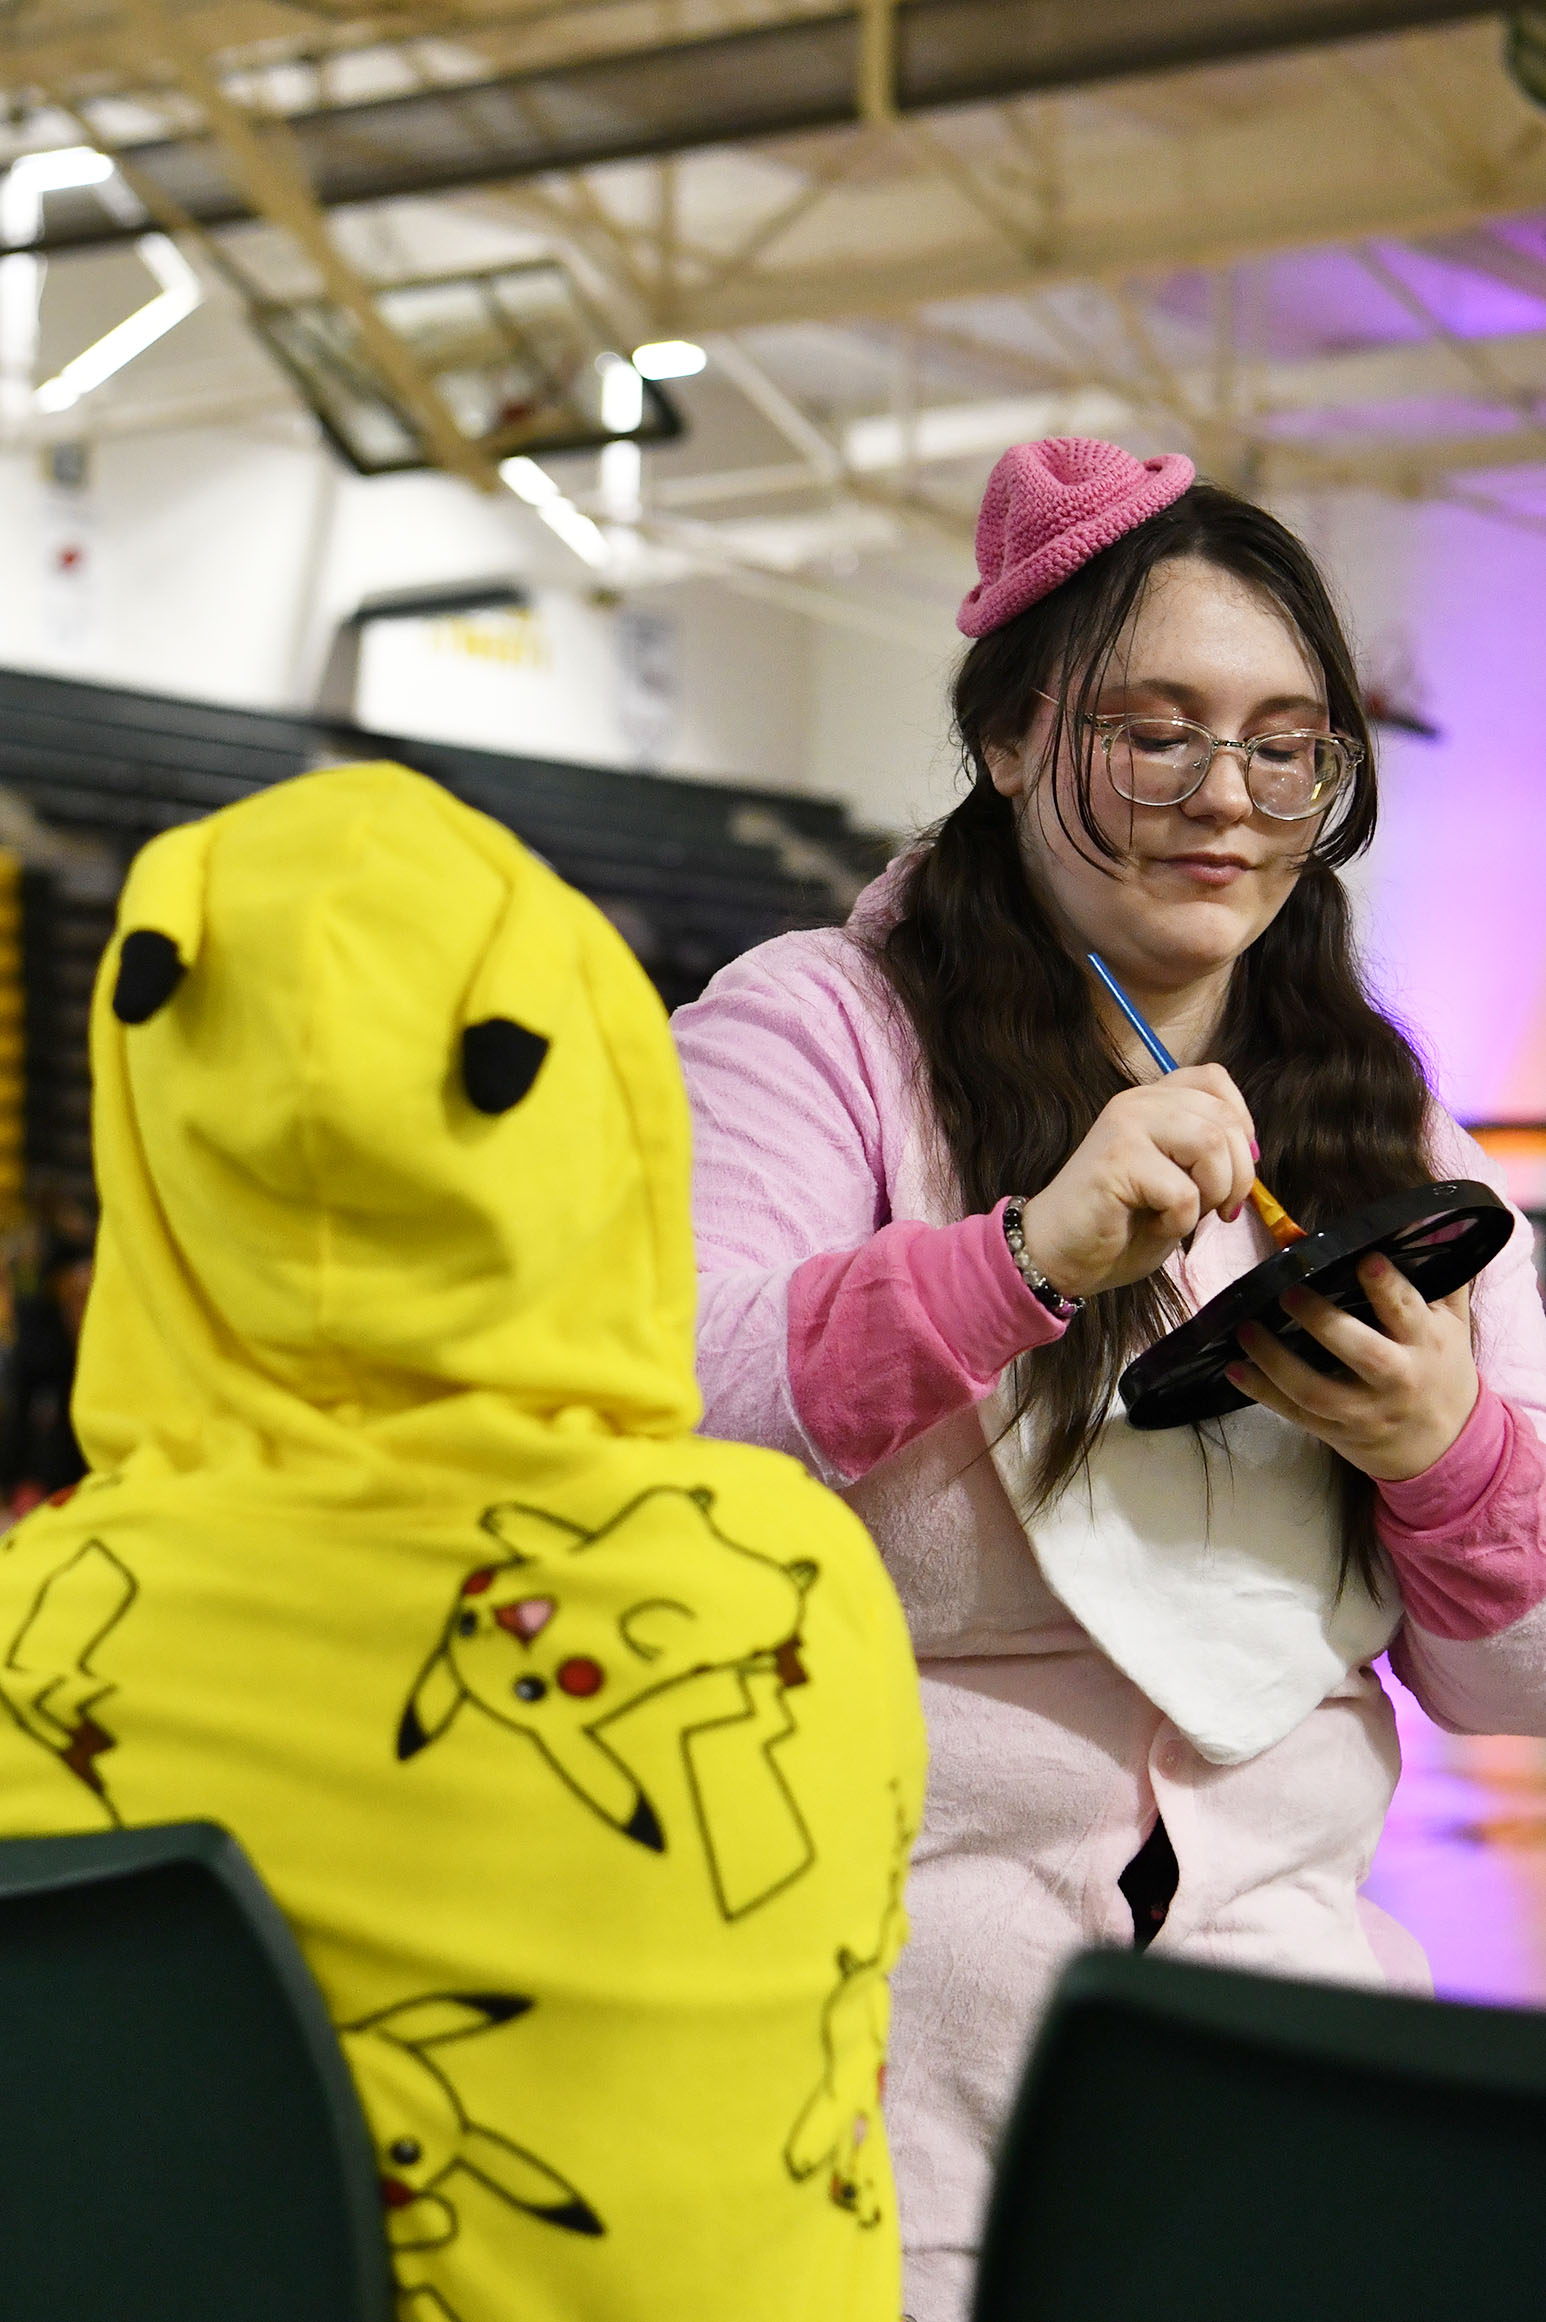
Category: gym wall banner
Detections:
[{"x1": 354, "y1": 588, "x2": 680, "y2": 772}]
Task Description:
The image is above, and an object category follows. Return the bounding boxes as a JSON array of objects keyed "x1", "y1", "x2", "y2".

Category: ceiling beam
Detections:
[
  {"x1": 25, "y1": 0, "x2": 1499, "y2": 256},
  {"x1": 674, "y1": 167, "x2": 1546, "y2": 336},
  {"x1": 1266, "y1": 426, "x2": 1546, "y2": 490},
  {"x1": 1420, "y1": 223, "x2": 1546, "y2": 306}
]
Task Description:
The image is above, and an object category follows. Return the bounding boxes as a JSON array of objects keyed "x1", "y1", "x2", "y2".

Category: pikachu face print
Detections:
[{"x1": 398, "y1": 1485, "x2": 820, "y2": 1918}]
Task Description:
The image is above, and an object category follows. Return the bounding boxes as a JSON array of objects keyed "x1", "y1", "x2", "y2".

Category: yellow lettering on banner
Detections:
[{"x1": 430, "y1": 611, "x2": 551, "y2": 671}]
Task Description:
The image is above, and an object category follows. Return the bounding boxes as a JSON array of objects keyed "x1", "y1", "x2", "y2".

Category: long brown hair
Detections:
[{"x1": 869, "y1": 482, "x2": 1433, "y2": 1588}]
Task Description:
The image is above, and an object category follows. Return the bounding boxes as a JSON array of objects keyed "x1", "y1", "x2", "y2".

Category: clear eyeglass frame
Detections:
[{"x1": 1091, "y1": 712, "x2": 1363, "y2": 823}]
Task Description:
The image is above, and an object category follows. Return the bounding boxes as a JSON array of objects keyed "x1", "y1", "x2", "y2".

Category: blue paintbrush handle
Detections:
[{"x1": 1086, "y1": 951, "x2": 1179, "y2": 1075}]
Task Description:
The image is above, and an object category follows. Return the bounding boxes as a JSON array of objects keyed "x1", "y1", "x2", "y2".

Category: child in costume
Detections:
[{"x1": 0, "y1": 761, "x2": 925, "y2": 2322}]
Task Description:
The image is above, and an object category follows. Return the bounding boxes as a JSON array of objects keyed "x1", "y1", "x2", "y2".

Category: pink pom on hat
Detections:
[{"x1": 957, "y1": 436, "x2": 1195, "y2": 638}]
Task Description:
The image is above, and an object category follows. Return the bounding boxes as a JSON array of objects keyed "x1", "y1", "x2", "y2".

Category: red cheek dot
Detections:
[
  {"x1": 461, "y1": 1567, "x2": 496, "y2": 1596},
  {"x1": 381, "y1": 2178, "x2": 414, "y2": 2209},
  {"x1": 556, "y1": 1656, "x2": 604, "y2": 1698}
]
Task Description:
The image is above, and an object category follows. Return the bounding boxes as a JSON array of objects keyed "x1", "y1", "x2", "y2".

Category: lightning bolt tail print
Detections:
[{"x1": 682, "y1": 1663, "x2": 817, "y2": 1919}]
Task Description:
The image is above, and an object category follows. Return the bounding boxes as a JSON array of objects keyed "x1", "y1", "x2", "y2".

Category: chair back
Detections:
[
  {"x1": 973, "y1": 1946, "x2": 1546, "y2": 2321},
  {"x1": 0, "y1": 1819, "x2": 394, "y2": 2322}
]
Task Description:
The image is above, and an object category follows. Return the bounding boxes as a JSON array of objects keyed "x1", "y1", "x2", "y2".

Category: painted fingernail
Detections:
[
  {"x1": 1364, "y1": 1253, "x2": 1390, "y2": 1278},
  {"x1": 1226, "y1": 1362, "x2": 1247, "y2": 1384},
  {"x1": 1281, "y1": 1286, "x2": 1307, "y2": 1311},
  {"x1": 1224, "y1": 1203, "x2": 1242, "y2": 1223},
  {"x1": 1249, "y1": 1139, "x2": 1260, "y2": 1162}
]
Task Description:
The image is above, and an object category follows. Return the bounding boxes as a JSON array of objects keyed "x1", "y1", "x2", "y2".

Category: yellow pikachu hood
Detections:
[
  {"x1": 0, "y1": 764, "x2": 926, "y2": 2322},
  {"x1": 77, "y1": 758, "x2": 700, "y2": 1480}
]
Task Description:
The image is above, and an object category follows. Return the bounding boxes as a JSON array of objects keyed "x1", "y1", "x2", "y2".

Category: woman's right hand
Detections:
[{"x1": 1015, "y1": 1065, "x2": 1258, "y2": 1300}]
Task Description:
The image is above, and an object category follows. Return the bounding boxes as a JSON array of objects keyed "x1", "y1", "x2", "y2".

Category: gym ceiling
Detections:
[{"x1": 6, "y1": 0, "x2": 1546, "y2": 639}]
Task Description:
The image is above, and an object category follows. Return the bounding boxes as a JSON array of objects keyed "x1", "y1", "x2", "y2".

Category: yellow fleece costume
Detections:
[{"x1": 0, "y1": 763, "x2": 926, "y2": 2322}]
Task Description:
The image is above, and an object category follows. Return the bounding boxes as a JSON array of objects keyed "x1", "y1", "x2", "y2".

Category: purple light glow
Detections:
[
  {"x1": 1365, "y1": 1677, "x2": 1546, "y2": 2006},
  {"x1": 1153, "y1": 228, "x2": 1546, "y2": 373},
  {"x1": 1364, "y1": 240, "x2": 1546, "y2": 341},
  {"x1": 1345, "y1": 496, "x2": 1546, "y2": 1119},
  {"x1": 1155, "y1": 251, "x2": 1429, "y2": 357}
]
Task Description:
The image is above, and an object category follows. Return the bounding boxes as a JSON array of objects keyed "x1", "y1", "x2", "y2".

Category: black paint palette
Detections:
[{"x1": 1119, "y1": 1179, "x2": 1514, "y2": 1431}]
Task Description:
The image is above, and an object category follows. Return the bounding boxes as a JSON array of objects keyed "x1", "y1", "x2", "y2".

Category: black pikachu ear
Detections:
[
  {"x1": 113, "y1": 930, "x2": 186, "y2": 1024},
  {"x1": 461, "y1": 1017, "x2": 550, "y2": 1114}
]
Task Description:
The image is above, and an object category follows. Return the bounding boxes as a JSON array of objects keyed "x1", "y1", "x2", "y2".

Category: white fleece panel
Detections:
[{"x1": 990, "y1": 1394, "x2": 1400, "y2": 1764}]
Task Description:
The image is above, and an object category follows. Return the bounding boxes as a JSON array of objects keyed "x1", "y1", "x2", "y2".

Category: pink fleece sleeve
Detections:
[
  {"x1": 673, "y1": 936, "x2": 904, "y2": 1479},
  {"x1": 1383, "y1": 1111, "x2": 1546, "y2": 1735},
  {"x1": 786, "y1": 1199, "x2": 1067, "y2": 1479},
  {"x1": 1377, "y1": 1386, "x2": 1546, "y2": 1641},
  {"x1": 673, "y1": 934, "x2": 1064, "y2": 1488}
]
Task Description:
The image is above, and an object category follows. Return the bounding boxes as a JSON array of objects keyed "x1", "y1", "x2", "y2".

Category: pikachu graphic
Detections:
[
  {"x1": 342, "y1": 1990, "x2": 601, "y2": 2321},
  {"x1": 784, "y1": 1792, "x2": 914, "y2": 2226},
  {"x1": 0, "y1": 1536, "x2": 136, "y2": 1822},
  {"x1": 397, "y1": 1485, "x2": 819, "y2": 1917}
]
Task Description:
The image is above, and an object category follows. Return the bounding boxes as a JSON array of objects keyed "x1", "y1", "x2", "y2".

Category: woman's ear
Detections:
[{"x1": 984, "y1": 738, "x2": 1028, "y2": 799}]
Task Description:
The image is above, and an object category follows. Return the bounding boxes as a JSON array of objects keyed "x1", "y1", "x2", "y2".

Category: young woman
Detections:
[{"x1": 672, "y1": 436, "x2": 1546, "y2": 2322}]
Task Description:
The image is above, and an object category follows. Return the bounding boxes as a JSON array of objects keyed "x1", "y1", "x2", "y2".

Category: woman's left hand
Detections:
[{"x1": 1226, "y1": 1252, "x2": 1479, "y2": 1483}]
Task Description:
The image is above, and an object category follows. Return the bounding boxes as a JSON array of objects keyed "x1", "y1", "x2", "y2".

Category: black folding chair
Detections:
[
  {"x1": 0, "y1": 1819, "x2": 394, "y2": 2322},
  {"x1": 974, "y1": 1946, "x2": 1546, "y2": 2322}
]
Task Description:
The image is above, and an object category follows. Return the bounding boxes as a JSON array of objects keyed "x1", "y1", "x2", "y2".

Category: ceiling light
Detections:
[
  {"x1": 3, "y1": 146, "x2": 117, "y2": 249},
  {"x1": 536, "y1": 497, "x2": 610, "y2": 567},
  {"x1": 500, "y1": 454, "x2": 561, "y2": 505},
  {"x1": 501, "y1": 454, "x2": 611, "y2": 568},
  {"x1": 9, "y1": 146, "x2": 114, "y2": 197},
  {"x1": 599, "y1": 437, "x2": 643, "y2": 521},
  {"x1": 632, "y1": 339, "x2": 706, "y2": 380},
  {"x1": 597, "y1": 351, "x2": 644, "y2": 435},
  {"x1": 34, "y1": 233, "x2": 200, "y2": 412}
]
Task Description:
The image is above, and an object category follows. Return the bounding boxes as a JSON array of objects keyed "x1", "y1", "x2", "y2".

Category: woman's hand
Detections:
[
  {"x1": 1016, "y1": 1065, "x2": 1258, "y2": 1299},
  {"x1": 1226, "y1": 1253, "x2": 1479, "y2": 1482}
]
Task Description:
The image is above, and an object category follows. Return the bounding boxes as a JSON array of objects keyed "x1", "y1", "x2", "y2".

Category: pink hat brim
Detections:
[{"x1": 958, "y1": 439, "x2": 1196, "y2": 639}]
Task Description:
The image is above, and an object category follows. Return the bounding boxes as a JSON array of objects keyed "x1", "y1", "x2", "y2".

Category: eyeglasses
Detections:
[{"x1": 1090, "y1": 712, "x2": 1361, "y2": 822}]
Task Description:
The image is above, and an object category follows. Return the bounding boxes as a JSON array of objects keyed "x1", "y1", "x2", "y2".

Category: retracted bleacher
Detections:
[{"x1": 0, "y1": 664, "x2": 888, "y2": 1208}]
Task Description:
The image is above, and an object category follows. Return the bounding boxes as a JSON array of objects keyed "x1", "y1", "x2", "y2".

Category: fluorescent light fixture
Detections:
[
  {"x1": 536, "y1": 496, "x2": 609, "y2": 567},
  {"x1": 597, "y1": 351, "x2": 644, "y2": 434},
  {"x1": 34, "y1": 232, "x2": 201, "y2": 412},
  {"x1": 10, "y1": 146, "x2": 114, "y2": 196},
  {"x1": 501, "y1": 451, "x2": 611, "y2": 567},
  {"x1": 3, "y1": 146, "x2": 116, "y2": 248},
  {"x1": 632, "y1": 338, "x2": 706, "y2": 380},
  {"x1": 599, "y1": 437, "x2": 642, "y2": 521},
  {"x1": 499, "y1": 453, "x2": 561, "y2": 505}
]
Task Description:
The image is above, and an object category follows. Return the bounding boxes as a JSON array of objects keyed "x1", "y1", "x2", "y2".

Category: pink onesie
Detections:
[{"x1": 673, "y1": 877, "x2": 1546, "y2": 2322}]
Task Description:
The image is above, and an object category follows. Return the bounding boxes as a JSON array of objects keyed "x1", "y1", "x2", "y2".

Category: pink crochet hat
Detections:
[{"x1": 957, "y1": 436, "x2": 1196, "y2": 638}]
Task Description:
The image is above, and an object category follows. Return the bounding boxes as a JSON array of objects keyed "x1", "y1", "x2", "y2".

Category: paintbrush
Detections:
[{"x1": 1086, "y1": 949, "x2": 1306, "y2": 1249}]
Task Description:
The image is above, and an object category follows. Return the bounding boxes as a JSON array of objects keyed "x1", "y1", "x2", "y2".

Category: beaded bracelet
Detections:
[{"x1": 1003, "y1": 1199, "x2": 1085, "y2": 1324}]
